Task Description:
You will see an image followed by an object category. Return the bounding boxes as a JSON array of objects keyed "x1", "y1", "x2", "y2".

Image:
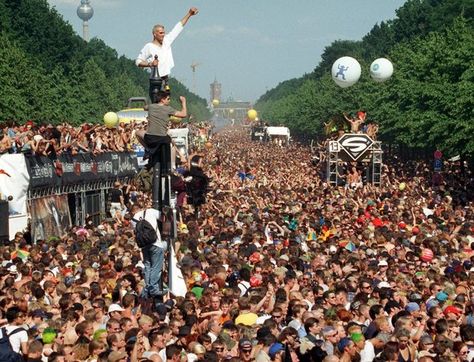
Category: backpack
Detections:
[
  {"x1": 0, "y1": 327, "x2": 25, "y2": 362},
  {"x1": 133, "y1": 209, "x2": 157, "y2": 248}
]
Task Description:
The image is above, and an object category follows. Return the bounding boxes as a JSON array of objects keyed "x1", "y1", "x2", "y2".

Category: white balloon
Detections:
[
  {"x1": 331, "y1": 56, "x2": 361, "y2": 88},
  {"x1": 370, "y1": 58, "x2": 394, "y2": 82}
]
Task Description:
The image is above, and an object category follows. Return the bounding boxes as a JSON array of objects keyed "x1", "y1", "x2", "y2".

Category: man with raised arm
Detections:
[{"x1": 136, "y1": 7, "x2": 199, "y2": 79}]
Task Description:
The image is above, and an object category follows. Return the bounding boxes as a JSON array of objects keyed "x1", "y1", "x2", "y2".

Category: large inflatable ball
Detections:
[
  {"x1": 370, "y1": 58, "x2": 394, "y2": 82},
  {"x1": 212, "y1": 99, "x2": 219, "y2": 107},
  {"x1": 399, "y1": 182, "x2": 406, "y2": 191},
  {"x1": 247, "y1": 109, "x2": 257, "y2": 121},
  {"x1": 331, "y1": 56, "x2": 361, "y2": 88},
  {"x1": 103, "y1": 112, "x2": 118, "y2": 128},
  {"x1": 169, "y1": 115, "x2": 181, "y2": 124}
]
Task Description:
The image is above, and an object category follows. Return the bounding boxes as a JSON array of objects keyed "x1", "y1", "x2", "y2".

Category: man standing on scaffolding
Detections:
[
  {"x1": 135, "y1": 7, "x2": 199, "y2": 87},
  {"x1": 135, "y1": 91, "x2": 187, "y2": 169}
]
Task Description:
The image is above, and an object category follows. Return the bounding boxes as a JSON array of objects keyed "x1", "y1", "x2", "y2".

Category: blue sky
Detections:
[{"x1": 47, "y1": 0, "x2": 407, "y2": 103}]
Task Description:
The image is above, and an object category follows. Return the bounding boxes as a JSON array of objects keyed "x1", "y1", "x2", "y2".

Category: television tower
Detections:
[
  {"x1": 77, "y1": 0, "x2": 94, "y2": 42},
  {"x1": 190, "y1": 61, "x2": 200, "y2": 94}
]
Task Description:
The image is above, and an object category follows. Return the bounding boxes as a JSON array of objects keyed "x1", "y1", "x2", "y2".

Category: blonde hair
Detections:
[
  {"x1": 139, "y1": 314, "x2": 154, "y2": 326},
  {"x1": 193, "y1": 343, "x2": 206, "y2": 354}
]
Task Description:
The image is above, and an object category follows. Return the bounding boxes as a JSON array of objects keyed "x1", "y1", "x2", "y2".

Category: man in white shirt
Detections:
[
  {"x1": 136, "y1": 7, "x2": 199, "y2": 78},
  {"x1": 131, "y1": 203, "x2": 167, "y2": 299},
  {"x1": 3, "y1": 306, "x2": 28, "y2": 356}
]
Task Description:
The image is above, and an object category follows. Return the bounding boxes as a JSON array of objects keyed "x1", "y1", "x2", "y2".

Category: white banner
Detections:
[
  {"x1": 169, "y1": 245, "x2": 187, "y2": 298},
  {"x1": 0, "y1": 154, "x2": 29, "y2": 216}
]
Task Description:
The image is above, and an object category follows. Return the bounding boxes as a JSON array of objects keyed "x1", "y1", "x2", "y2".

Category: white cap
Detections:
[
  {"x1": 279, "y1": 255, "x2": 289, "y2": 262},
  {"x1": 378, "y1": 260, "x2": 388, "y2": 267},
  {"x1": 378, "y1": 281, "x2": 391, "y2": 289},
  {"x1": 108, "y1": 304, "x2": 125, "y2": 314}
]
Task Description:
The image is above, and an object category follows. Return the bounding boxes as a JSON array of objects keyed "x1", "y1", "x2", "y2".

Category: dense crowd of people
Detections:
[
  {"x1": 0, "y1": 126, "x2": 473, "y2": 362},
  {"x1": 0, "y1": 120, "x2": 139, "y2": 156},
  {"x1": 0, "y1": 120, "x2": 212, "y2": 159}
]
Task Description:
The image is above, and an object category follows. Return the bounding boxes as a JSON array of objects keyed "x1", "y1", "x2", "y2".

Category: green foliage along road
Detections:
[
  {"x1": 255, "y1": 0, "x2": 474, "y2": 158},
  {"x1": 0, "y1": 0, "x2": 210, "y2": 125}
]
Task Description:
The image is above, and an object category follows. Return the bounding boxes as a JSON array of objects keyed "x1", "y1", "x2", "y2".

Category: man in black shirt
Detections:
[{"x1": 109, "y1": 182, "x2": 125, "y2": 219}]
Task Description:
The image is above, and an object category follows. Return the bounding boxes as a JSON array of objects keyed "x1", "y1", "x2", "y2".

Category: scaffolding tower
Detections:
[{"x1": 326, "y1": 134, "x2": 383, "y2": 186}]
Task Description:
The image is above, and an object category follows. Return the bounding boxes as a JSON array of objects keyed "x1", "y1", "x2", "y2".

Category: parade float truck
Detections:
[{"x1": 265, "y1": 126, "x2": 291, "y2": 146}]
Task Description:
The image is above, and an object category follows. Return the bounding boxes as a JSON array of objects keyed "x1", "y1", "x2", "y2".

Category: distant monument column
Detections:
[{"x1": 77, "y1": 0, "x2": 94, "y2": 42}]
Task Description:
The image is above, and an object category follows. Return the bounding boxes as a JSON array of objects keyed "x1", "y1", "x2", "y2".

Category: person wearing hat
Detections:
[
  {"x1": 337, "y1": 337, "x2": 358, "y2": 362},
  {"x1": 375, "y1": 260, "x2": 389, "y2": 281},
  {"x1": 268, "y1": 342, "x2": 285, "y2": 361},
  {"x1": 238, "y1": 338, "x2": 254, "y2": 361},
  {"x1": 405, "y1": 302, "x2": 422, "y2": 320},
  {"x1": 108, "y1": 304, "x2": 125, "y2": 320},
  {"x1": 444, "y1": 305, "x2": 463, "y2": 320}
]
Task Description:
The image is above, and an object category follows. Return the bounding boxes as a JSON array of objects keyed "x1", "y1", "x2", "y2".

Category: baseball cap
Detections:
[
  {"x1": 108, "y1": 304, "x2": 125, "y2": 314},
  {"x1": 338, "y1": 337, "x2": 353, "y2": 353},
  {"x1": 268, "y1": 343, "x2": 285, "y2": 359},
  {"x1": 443, "y1": 305, "x2": 462, "y2": 316},
  {"x1": 377, "y1": 281, "x2": 391, "y2": 289},
  {"x1": 436, "y1": 291, "x2": 448, "y2": 302},
  {"x1": 238, "y1": 338, "x2": 252, "y2": 350},
  {"x1": 279, "y1": 254, "x2": 289, "y2": 262},
  {"x1": 426, "y1": 299, "x2": 439, "y2": 311},
  {"x1": 378, "y1": 260, "x2": 388, "y2": 267},
  {"x1": 406, "y1": 302, "x2": 420, "y2": 313}
]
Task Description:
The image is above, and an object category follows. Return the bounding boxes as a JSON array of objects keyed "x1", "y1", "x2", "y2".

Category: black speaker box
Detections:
[{"x1": 0, "y1": 200, "x2": 9, "y2": 242}]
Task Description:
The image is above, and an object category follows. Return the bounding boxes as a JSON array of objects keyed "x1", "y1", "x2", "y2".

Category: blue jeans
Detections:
[{"x1": 142, "y1": 245, "x2": 165, "y2": 297}]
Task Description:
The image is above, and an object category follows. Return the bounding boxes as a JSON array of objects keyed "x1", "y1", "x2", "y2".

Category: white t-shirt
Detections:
[
  {"x1": 2, "y1": 325, "x2": 28, "y2": 354},
  {"x1": 132, "y1": 208, "x2": 166, "y2": 249},
  {"x1": 360, "y1": 340, "x2": 376, "y2": 362},
  {"x1": 238, "y1": 280, "x2": 250, "y2": 296},
  {"x1": 135, "y1": 22, "x2": 184, "y2": 77}
]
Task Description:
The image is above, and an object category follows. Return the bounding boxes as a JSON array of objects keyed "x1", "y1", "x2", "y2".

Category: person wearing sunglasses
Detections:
[
  {"x1": 3, "y1": 306, "x2": 28, "y2": 357},
  {"x1": 238, "y1": 338, "x2": 254, "y2": 362}
]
